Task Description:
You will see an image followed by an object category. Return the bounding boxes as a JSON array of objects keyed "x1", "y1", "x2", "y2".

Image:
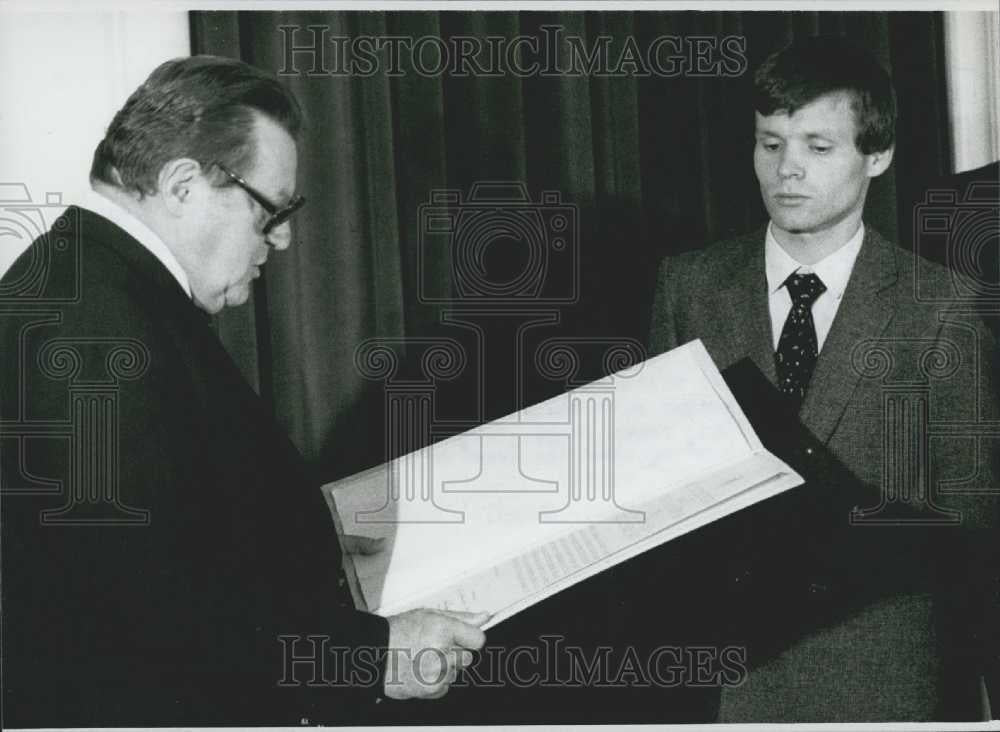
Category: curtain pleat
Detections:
[
  {"x1": 388, "y1": 12, "x2": 449, "y2": 338},
  {"x1": 189, "y1": 10, "x2": 953, "y2": 477}
]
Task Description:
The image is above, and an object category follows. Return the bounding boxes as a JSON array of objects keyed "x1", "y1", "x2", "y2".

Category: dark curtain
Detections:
[{"x1": 189, "y1": 11, "x2": 952, "y2": 478}]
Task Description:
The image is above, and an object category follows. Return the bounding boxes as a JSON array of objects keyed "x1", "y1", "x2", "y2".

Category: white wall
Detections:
[
  {"x1": 0, "y1": 10, "x2": 189, "y2": 275},
  {"x1": 945, "y1": 11, "x2": 1000, "y2": 172}
]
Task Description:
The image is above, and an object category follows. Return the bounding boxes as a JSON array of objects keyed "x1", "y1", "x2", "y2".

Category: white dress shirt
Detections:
[
  {"x1": 82, "y1": 188, "x2": 193, "y2": 299},
  {"x1": 765, "y1": 222, "x2": 865, "y2": 352}
]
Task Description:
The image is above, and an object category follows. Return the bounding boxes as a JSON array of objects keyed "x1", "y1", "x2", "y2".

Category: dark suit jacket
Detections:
[
  {"x1": 0, "y1": 207, "x2": 390, "y2": 726},
  {"x1": 903, "y1": 159, "x2": 1000, "y2": 715},
  {"x1": 649, "y1": 226, "x2": 999, "y2": 721}
]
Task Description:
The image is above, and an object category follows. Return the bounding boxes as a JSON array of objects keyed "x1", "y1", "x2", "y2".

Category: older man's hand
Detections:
[{"x1": 384, "y1": 609, "x2": 489, "y2": 699}]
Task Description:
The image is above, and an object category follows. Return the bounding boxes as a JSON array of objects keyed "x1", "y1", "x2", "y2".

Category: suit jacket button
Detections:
[
  {"x1": 731, "y1": 568, "x2": 753, "y2": 588},
  {"x1": 805, "y1": 447, "x2": 814, "y2": 456}
]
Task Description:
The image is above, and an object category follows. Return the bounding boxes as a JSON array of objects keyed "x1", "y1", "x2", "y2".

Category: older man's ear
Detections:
[{"x1": 157, "y1": 158, "x2": 203, "y2": 217}]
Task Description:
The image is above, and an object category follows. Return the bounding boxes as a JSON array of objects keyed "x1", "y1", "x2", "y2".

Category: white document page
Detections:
[{"x1": 327, "y1": 339, "x2": 802, "y2": 629}]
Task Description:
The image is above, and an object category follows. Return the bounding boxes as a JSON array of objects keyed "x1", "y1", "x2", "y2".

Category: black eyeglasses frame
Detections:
[{"x1": 213, "y1": 162, "x2": 305, "y2": 237}]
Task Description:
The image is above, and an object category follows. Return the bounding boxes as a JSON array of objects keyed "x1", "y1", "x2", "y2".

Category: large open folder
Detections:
[{"x1": 325, "y1": 339, "x2": 803, "y2": 630}]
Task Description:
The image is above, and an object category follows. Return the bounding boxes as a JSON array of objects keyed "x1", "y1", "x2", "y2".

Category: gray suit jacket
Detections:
[{"x1": 649, "y1": 226, "x2": 999, "y2": 721}]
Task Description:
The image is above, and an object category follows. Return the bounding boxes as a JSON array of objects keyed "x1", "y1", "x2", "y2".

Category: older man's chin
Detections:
[
  {"x1": 191, "y1": 285, "x2": 249, "y2": 314},
  {"x1": 223, "y1": 284, "x2": 252, "y2": 309}
]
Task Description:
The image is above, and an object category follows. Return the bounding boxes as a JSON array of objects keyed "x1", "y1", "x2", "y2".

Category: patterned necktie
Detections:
[{"x1": 775, "y1": 271, "x2": 827, "y2": 410}]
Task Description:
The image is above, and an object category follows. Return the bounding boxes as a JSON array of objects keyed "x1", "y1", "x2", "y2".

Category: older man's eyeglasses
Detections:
[{"x1": 213, "y1": 162, "x2": 306, "y2": 239}]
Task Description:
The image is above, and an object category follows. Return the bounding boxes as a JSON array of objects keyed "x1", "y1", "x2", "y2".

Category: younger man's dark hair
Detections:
[
  {"x1": 90, "y1": 55, "x2": 302, "y2": 197},
  {"x1": 753, "y1": 35, "x2": 896, "y2": 154}
]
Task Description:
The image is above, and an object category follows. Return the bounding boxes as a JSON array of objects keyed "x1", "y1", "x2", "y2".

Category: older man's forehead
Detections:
[{"x1": 250, "y1": 121, "x2": 298, "y2": 196}]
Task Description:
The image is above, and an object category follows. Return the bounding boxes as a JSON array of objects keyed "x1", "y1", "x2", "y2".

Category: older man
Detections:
[{"x1": 0, "y1": 55, "x2": 486, "y2": 726}]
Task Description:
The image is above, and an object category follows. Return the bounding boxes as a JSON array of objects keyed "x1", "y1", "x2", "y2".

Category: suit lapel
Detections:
[
  {"x1": 800, "y1": 228, "x2": 899, "y2": 443},
  {"x1": 717, "y1": 231, "x2": 778, "y2": 384}
]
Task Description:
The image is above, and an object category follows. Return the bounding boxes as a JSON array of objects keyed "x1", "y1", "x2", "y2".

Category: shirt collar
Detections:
[
  {"x1": 764, "y1": 221, "x2": 865, "y2": 300},
  {"x1": 83, "y1": 187, "x2": 193, "y2": 299}
]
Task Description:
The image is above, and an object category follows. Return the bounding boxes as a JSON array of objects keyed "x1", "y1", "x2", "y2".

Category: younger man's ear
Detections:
[
  {"x1": 866, "y1": 146, "x2": 894, "y2": 178},
  {"x1": 158, "y1": 159, "x2": 203, "y2": 217}
]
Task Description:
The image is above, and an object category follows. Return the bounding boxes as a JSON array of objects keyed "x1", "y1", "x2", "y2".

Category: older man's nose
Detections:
[{"x1": 265, "y1": 221, "x2": 293, "y2": 250}]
